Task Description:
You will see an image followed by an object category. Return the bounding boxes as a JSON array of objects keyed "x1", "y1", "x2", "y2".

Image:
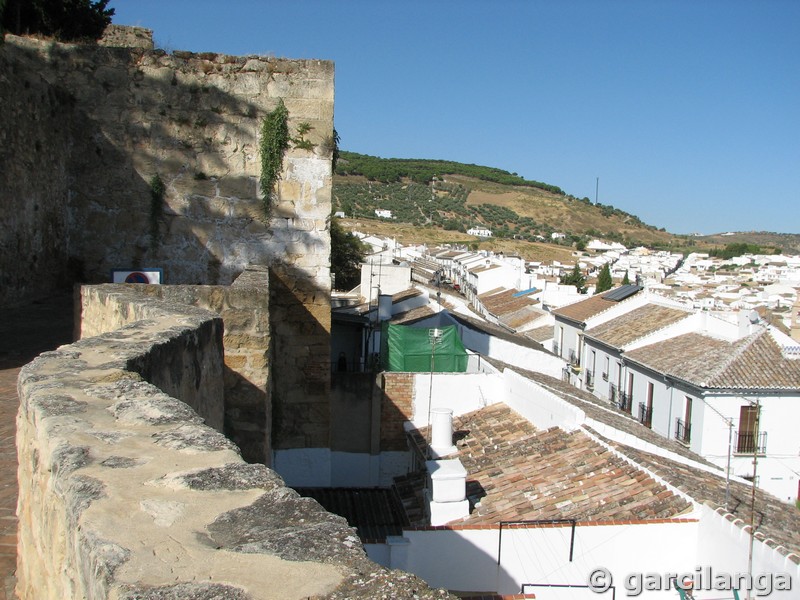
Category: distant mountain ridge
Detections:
[{"x1": 333, "y1": 151, "x2": 800, "y2": 254}]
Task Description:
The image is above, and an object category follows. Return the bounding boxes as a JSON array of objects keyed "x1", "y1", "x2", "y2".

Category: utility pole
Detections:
[
  {"x1": 746, "y1": 397, "x2": 761, "y2": 600},
  {"x1": 595, "y1": 177, "x2": 599, "y2": 205}
]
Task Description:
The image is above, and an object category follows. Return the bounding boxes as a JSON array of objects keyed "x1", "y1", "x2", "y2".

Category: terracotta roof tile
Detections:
[
  {"x1": 478, "y1": 289, "x2": 545, "y2": 331},
  {"x1": 624, "y1": 329, "x2": 800, "y2": 390},
  {"x1": 601, "y1": 434, "x2": 800, "y2": 560},
  {"x1": 402, "y1": 404, "x2": 690, "y2": 525},
  {"x1": 523, "y1": 325, "x2": 554, "y2": 343},
  {"x1": 586, "y1": 304, "x2": 690, "y2": 349},
  {"x1": 552, "y1": 287, "x2": 641, "y2": 324}
]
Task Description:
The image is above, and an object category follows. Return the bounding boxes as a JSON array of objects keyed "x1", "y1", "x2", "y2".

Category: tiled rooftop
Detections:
[
  {"x1": 468, "y1": 361, "x2": 800, "y2": 559},
  {"x1": 403, "y1": 404, "x2": 691, "y2": 525},
  {"x1": 585, "y1": 303, "x2": 690, "y2": 349},
  {"x1": 600, "y1": 433, "x2": 800, "y2": 561},
  {"x1": 295, "y1": 487, "x2": 409, "y2": 543},
  {"x1": 483, "y1": 358, "x2": 719, "y2": 467},
  {"x1": 391, "y1": 304, "x2": 437, "y2": 324},
  {"x1": 552, "y1": 287, "x2": 641, "y2": 324},
  {"x1": 624, "y1": 328, "x2": 800, "y2": 390},
  {"x1": 522, "y1": 325, "x2": 554, "y2": 344},
  {"x1": 478, "y1": 289, "x2": 544, "y2": 331}
]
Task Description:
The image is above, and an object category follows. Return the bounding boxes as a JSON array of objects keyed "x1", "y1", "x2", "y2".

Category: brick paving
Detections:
[{"x1": 0, "y1": 294, "x2": 74, "y2": 600}]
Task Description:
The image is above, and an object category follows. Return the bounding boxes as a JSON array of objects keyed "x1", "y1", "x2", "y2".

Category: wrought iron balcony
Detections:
[
  {"x1": 568, "y1": 350, "x2": 580, "y2": 366},
  {"x1": 638, "y1": 403, "x2": 653, "y2": 428},
  {"x1": 675, "y1": 417, "x2": 691, "y2": 445},
  {"x1": 609, "y1": 383, "x2": 618, "y2": 403},
  {"x1": 618, "y1": 391, "x2": 632, "y2": 413},
  {"x1": 735, "y1": 431, "x2": 767, "y2": 455},
  {"x1": 585, "y1": 369, "x2": 594, "y2": 391},
  {"x1": 553, "y1": 342, "x2": 560, "y2": 357}
]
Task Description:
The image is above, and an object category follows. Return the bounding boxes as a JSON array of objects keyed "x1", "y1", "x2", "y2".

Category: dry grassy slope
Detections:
[
  {"x1": 446, "y1": 174, "x2": 673, "y2": 246},
  {"x1": 696, "y1": 232, "x2": 800, "y2": 255},
  {"x1": 337, "y1": 215, "x2": 577, "y2": 264},
  {"x1": 334, "y1": 172, "x2": 798, "y2": 259}
]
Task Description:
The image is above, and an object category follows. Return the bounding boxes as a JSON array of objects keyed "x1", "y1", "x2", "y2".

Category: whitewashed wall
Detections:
[
  {"x1": 360, "y1": 263, "x2": 412, "y2": 303},
  {"x1": 700, "y1": 394, "x2": 800, "y2": 502},
  {"x1": 457, "y1": 323, "x2": 566, "y2": 379},
  {"x1": 503, "y1": 369, "x2": 585, "y2": 432},
  {"x1": 395, "y1": 521, "x2": 699, "y2": 598},
  {"x1": 695, "y1": 505, "x2": 799, "y2": 599},
  {"x1": 411, "y1": 373, "x2": 503, "y2": 426}
]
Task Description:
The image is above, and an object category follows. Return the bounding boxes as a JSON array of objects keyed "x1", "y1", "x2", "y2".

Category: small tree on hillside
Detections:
[
  {"x1": 330, "y1": 217, "x2": 366, "y2": 291},
  {"x1": 595, "y1": 263, "x2": 613, "y2": 293},
  {"x1": 622, "y1": 271, "x2": 631, "y2": 285},
  {"x1": 561, "y1": 264, "x2": 587, "y2": 294}
]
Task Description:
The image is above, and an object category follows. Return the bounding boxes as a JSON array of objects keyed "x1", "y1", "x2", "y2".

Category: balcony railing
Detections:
[
  {"x1": 561, "y1": 366, "x2": 570, "y2": 383},
  {"x1": 609, "y1": 383, "x2": 618, "y2": 404},
  {"x1": 638, "y1": 403, "x2": 653, "y2": 428},
  {"x1": 553, "y1": 342, "x2": 561, "y2": 357},
  {"x1": 618, "y1": 391, "x2": 632, "y2": 413},
  {"x1": 675, "y1": 418, "x2": 691, "y2": 445},
  {"x1": 735, "y1": 431, "x2": 767, "y2": 455},
  {"x1": 585, "y1": 369, "x2": 594, "y2": 391},
  {"x1": 568, "y1": 350, "x2": 579, "y2": 366}
]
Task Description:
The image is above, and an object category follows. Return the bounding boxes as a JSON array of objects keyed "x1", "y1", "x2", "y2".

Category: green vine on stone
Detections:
[
  {"x1": 259, "y1": 99, "x2": 290, "y2": 218},
  {"x1": 292, "y1": 122, "x2": 315, "y2": 151},
  {"x1": 149, "y1": 174, "x2": 165, "y2": 251}
]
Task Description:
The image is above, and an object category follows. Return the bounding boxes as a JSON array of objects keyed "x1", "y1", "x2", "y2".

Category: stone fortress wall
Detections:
[
  {"x1": 1, "y1": 25, "x2": 449, "y2": 599},
  {"x1": 1, "y1": 25, "x2": 333, "y2": 467},
  {"x1": 17, "y1": 284, "x2": 446, "y2": 599}
]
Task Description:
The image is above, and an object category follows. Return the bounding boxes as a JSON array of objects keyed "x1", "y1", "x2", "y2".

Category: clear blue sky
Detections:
[{"x1": 110, "y1": 0, "x2": 799, "y2": 236}]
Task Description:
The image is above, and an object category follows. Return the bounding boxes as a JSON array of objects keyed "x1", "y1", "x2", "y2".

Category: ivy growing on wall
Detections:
[
  {"x1": 149, "y1": 174, "x2": 164, "y2": 251},
  {"x1": 292, "y1": 122, "x2": 315, "y2": 151},
  {"x1": 259, "y1": 99, "x2": 290, "y2": 218}
]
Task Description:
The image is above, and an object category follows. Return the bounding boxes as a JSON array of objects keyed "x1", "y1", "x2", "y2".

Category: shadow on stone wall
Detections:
[
  {"x1": 2, "y1": 35, "x2": 335, "y2": 459},
  {"x1": 1, "y1": 36, "x2": 333, "y2": 295}
]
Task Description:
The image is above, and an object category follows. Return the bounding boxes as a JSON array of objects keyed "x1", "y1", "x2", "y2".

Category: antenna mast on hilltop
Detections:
[{"x1": 595, "y1": 177, "x2": 599, "y2": 205}]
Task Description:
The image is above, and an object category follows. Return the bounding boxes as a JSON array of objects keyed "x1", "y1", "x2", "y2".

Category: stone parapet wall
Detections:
[
  {"x1": 18, "y1": 286, "x2": 450, "y2": 599},
  {"x1": 80, "y1": 274, "x2": 271, "y2": 464},
  {"x1": 78, "y1": 285, "x2": 225, "y2": 430}
]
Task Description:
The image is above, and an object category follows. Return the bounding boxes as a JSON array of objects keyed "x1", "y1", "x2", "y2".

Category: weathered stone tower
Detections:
[{"x1": 0, "y1": 25, "x2": 334, "y2": 464}]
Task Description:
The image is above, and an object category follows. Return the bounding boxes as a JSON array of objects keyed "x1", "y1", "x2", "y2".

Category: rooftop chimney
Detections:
[
  {"x1": 425, "y1": 458, "x2": 469, "y2": 525},
  {"x1": 430, "y1": 407, "x2": 457, "y2": 456},
  {"x1": 378, "y1": 294, "x2": 392, "y2": 322}
]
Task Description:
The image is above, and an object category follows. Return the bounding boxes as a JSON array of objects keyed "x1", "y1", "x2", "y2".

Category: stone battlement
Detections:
[{"x1": 16, "y1": 284, "x2": 449, "y2": 599}]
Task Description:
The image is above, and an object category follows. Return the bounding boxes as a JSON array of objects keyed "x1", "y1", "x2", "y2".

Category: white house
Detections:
[
  {"x1": 623, "y1": 326, "x2": 800, "y2": 503},
  {"x1": 551, "y1": 284, "x2": 645, "y2": 369},
  {"x1": 580, "y1": 302, "x2": 696, "y2": 406},
  {"x1": 374, "y1": 209, "x2": 393, "y2": 219},
  {"x1": 467, "y1": 226, "x2": 492, "y2": 238}
]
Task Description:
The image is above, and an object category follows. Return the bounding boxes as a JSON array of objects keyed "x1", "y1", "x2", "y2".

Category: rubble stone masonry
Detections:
[
  {"x1": 1, "y1": 26, "x2": 334, "y2": 452},
  {"x1": 17, "y1": 285, "x2": 449, "y2": 599}
]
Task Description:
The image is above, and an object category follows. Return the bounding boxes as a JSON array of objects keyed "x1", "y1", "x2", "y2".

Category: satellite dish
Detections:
[{"x1": 748, "y1": 310, "x2": 759, "y2": 324}]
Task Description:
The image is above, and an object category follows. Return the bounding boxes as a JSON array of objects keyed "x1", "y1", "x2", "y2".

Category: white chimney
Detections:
[
  {"x1": 378, "y1": 294, "x2": 392, "y2": 322},
  {"x1": 425, "y1": 458, "x2": 469, "y2": 525},
  {"x1": 430, "y1": 407, "x2": 456, "y2": 456}
]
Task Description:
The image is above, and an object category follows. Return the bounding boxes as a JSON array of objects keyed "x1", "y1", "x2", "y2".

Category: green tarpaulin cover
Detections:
[{"x1": 383, "y1": 323, "x2": 468, "y2": 372}]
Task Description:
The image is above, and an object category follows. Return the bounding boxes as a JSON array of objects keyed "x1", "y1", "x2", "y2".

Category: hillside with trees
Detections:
[
  {"x1": 333, "y1": 151, "x2": 798, "y2": 258},
  {"x1": 334, "y1": 151, "x2": 672, "y2": 250}
]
